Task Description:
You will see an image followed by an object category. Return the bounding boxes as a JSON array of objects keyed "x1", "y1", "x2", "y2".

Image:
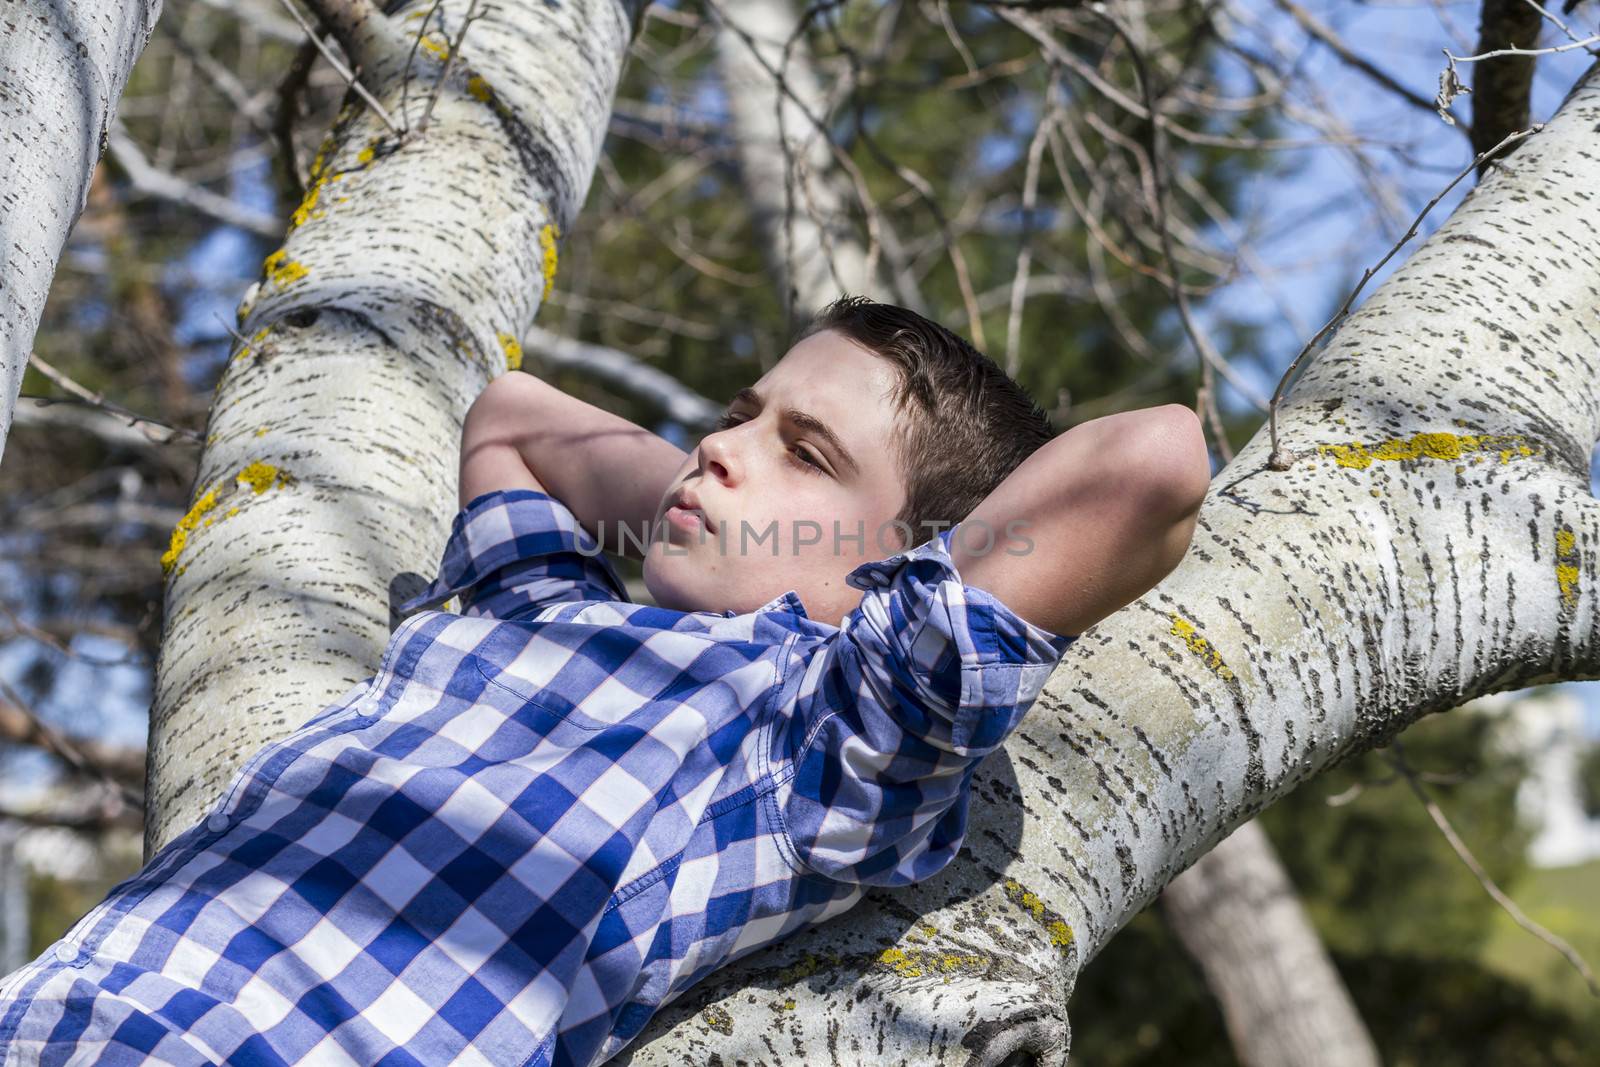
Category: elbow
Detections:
[
  {"x1": 1127, "y1": 406, "x2": 1209, "y2": 581},
  {"x1": 1138, "y1": 404, "x2": 1212, "y2": 519},
  {"x1": 462, "y1": 371, "x2": 551, "y2": 454}
]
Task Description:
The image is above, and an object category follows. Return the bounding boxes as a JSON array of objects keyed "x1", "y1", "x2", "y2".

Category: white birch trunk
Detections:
[
  {"x1": 1162, "y1": 821, "x2": 1381, "y2": 1067},
  {"x1": 712, "y1": 0, "x2": 887, "y2": 319},
  {"x1": 144, "y1": 0, "x2": 642, "y2": 850},
  {"x1": 0, "y1": 0, "x2": 163, "y2": 464},
  {"x1": 134, "y1": 0, "x2": 1600, "y2": 1059}
]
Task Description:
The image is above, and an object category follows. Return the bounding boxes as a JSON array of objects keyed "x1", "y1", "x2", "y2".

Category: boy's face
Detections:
[{"x1": 643, "y1": 329, "x2": 910, "y2": 627}]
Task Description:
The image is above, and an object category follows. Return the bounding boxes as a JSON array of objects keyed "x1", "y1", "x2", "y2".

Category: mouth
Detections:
[{"x1": 664, "y1": 490, "x2": 716, "y2": 534}]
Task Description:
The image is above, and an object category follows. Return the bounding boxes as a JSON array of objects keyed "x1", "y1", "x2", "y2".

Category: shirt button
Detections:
[
  {"x1": 53, "y1": 942, "x2": 78, "y2": 964},
  {"x1": 206, "y1": 813, "x2": 231, "y2": 834}
]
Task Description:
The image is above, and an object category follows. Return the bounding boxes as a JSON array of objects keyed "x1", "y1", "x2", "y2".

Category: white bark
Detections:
[
  {"x1": 0, "y1": 0, "x2": 164, "y2": 464},
  {"x1": 712, "y1": 0, "x2": 889, "y2": 318},
  {"x1": 609, "y1": 63, "x2": 1600, "y2": 1065},
  {"x1": 144, "y1": 0, "x2": 642, "y2": 850},
  {"x1": 1162, "y1": 821, "x2": 1381, "y2": 1067}
]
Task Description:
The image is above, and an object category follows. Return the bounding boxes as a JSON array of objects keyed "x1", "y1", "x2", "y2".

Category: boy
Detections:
[{"x1": 0, "y1": 298, "x2": 1208, "y2": 1065}]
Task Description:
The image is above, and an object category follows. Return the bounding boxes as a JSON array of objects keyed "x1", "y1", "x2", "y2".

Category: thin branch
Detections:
[
  {"x1": 1265, "y1": 125, "x2": 1542, "y2": 469},
  {"x1": 0, "y1": 792, "x2": 143, "y2": 833},
  {"x1": 1270, "y1": 0, "x2": 1464, "y2": 126},
  {"x1": 413, "y1": 0, "x2": 485, "y2": 138},
  {"x1": 399, "y1": 0, "x2": 446, "y2": 131},
  {"x1": 0, "y1": 682, "x2": 145, "y2": 805},
  {"x1": 1087, "y1": 1, "x2": 1264, "y2": 464},
  {"x1": 1467, "y1": 0, "x2": 1551, "y2": 175},
  {"x1": 1004, "y1": 80, "x2": 1057, "y2": 378},
  {"x1": 0, "y1": 600, "x2": 147, "y2": 668},
  {"x1": 105, "y1": 125, "x2": 282, "y2": 237},
  {"x1": 273, "y1": 35, "x2": 320, "y2": 203},
  {"x1": 522, "y1": 326, "x2": 722, "y2": 430},
  {"x1": 1389, "y1": 741, "x2": 1600, "y2": 1000},
  {"x1": 26, "y1": 354, "x2": 203, "y2": 444},
  {"x1": 1447, "y1": 33, "x2": 1600, "y2": 63},
  {"x1": 277, "y1": 0, "x2": 402, "y2": 135}
]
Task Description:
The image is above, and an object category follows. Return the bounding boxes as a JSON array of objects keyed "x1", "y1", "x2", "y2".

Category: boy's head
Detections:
[{"x1": 643, "y1": 296, "x2": 1055, "y2": 626}]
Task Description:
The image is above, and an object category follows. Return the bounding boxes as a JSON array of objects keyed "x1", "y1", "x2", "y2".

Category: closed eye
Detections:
[{"x1": 712, "y1": 412, "x2": 827, "y2": 475}]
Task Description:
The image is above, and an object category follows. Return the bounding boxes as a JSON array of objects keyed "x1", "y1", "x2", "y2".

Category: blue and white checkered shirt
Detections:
[{"x1": 0, "y1": 489, "x2": 1074, "y2": 1066}]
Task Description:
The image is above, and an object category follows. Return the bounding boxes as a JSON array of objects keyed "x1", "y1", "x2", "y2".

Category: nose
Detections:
[{"x1": 698, "y1": 422, "x2": 740, "y2": 486}]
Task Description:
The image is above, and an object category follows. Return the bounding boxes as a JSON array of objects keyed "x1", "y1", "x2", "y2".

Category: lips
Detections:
[{"x1": 666, "y1": 487, "x2": 715, "y2": 533}]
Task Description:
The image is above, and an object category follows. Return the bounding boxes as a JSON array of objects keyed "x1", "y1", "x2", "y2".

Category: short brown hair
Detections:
[{"x1": 798, "y1": 295, "x2": 1055, "y2": 548}]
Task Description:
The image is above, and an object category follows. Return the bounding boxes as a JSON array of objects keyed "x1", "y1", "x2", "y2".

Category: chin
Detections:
[{"x1": 642, "y1": 549, "x2": 704, "y2": 613}]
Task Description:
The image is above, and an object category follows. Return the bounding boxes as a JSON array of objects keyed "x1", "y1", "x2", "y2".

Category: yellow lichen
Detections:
[
  {"x1": 263, "y1": 249, "x2": 307, "y2": 287},
  {"x1": 699, "y1": 1004, "x2": 734, "y2": 1036},
  {"x1": 418, "y1": 33, "x2": 449, "y2": 59},
  {"x1": 1317, "y1": 431, "x2": 1538, "y2": 471},
  {"x1": 496, "y1": 331, "x2": 523, "y2": 372},
  {"x1": 539, "y1": 222, "x2": 561, "y2": 300},
  {"x1": 290, "y1": 183, "x2": 322, "y2": 229},
  {"x1": 1555, "y1": 526, "x2": 1580, "y2": 610},
  {"x1": 237, "y1": 461, "x2": 288, "y2": 495},
  {"x1": 160, "y1": 463, "x2": 292, "y2": 576},
  {"x1": 1169, "y1": 615, "x2": 1236, "y2": 682},
  {"x1": 254, "y1": 426, "x2": 269, "y2": 437},
  {"x1": 467, "y1": 75, "x2": 492, "y2": 103},
  {"x1": 877, "y1": 947, "x2": 921, "y2": 978},
  {"x1": 1001, "y1": 878, "x2": 1076, "y2": 957},
  {"x1": 232, "y1": 328, "x2": 273, "y2": 366},
  {"x1": 874, "y1": 945, "x2": 986, "y2": 979},
  {"x1": 161, "y1": 484, "x2": 220, "y2": 575}
]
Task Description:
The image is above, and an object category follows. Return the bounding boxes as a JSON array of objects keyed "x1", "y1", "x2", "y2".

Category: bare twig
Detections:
[
  {"x1": 0, "y1": 600, "x2": 146, "y2": 668},
  {"x1": 1467, "y1": 0, "x2": 1552, "y2": 175},
  {"x1": 522, "y1": 326, "x2": 722, "y2": 429},
  {"x1": 105, "y1": 124, "x2": 282, "y2": 237},
  {"x1": 273, "y1": 35, "x2": 320, "y2": 203},
  {"x1": 1389, "y1": 741, "x2": 1600, "y2": 1000},
  {"x1": 1271, "y1": 0, "x2": 1465, "y2": 126},
  {"x1": 1087, "y1": 2, "x2": 1261, "y2": 465},
  {"x1": 1004, "y1": 79, "x2": 1057, "y2": 378},
  {"x1": 413, "y1": 0, "x2": 485, "y2": 138},
  {"x1": 399, "y1": 0, "x2": 446, "y2": 130},
  {"x1": 0, "y1": 681, "x2": 145, "y2": 806},
  {"x1": 277, "y1": 0, "x2": 402, "y2": 135},
  {"x1": 26, "y1": 355, "x2": 203, "y2": 444},
  {"x1": 1265, "y1": 125, "x2": 1541, "y2": 469}
]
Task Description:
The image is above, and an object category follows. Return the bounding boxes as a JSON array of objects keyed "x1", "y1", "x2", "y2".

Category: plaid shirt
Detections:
[{"x1": 0, "y1": 489, "x2": 1074, "y2": 1066}]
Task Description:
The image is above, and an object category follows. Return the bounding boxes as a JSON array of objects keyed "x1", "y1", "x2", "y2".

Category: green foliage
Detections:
[
  {"x1": 1579, "y1": 742, "x2": 1600, "y2": 818},
  {"x1": 1260, "y1": 709, "x2": 1531, "y2": 959},
  {"x1": 1072, "y1": 706, "x2": 1597, "y2": 1063}
]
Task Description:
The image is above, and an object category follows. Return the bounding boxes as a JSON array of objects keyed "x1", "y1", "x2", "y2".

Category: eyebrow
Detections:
[{"x1": 728, "y1": 386, "x2": 860, "y2": 476}]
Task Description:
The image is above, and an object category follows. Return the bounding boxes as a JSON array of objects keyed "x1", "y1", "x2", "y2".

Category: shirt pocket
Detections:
[{"x1": 467, "y1": 651, "x2": 617, "y2": 741}]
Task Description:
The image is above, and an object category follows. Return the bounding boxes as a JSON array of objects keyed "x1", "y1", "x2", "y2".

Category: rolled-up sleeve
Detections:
[
  {"x1": 776, "y1": 527, "x2": 1076, "y2": 886},
  {"x1": 395, "y1": 489, "x2": 630, "y2": 623}
]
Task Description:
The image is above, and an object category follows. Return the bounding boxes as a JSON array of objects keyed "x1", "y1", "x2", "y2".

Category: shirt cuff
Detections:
[
  {"x1": 843, "y1": 524, "x2": 1078, "y2": 663},
  {"x1": 395, "y1": 489, "x2": 628, "y2": 617}
]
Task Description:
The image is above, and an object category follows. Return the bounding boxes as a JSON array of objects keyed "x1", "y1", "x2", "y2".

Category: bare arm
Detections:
[
  {"x1": 951, "y1": 404, "x2": 1212, "y2": 638},
  {"x1": 458, "y1": 372, "x2": 689, "y2": 560}
]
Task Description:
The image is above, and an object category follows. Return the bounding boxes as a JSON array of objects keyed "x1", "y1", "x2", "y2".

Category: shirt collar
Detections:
[
  {"x1": 842, "y1": 525, "x2": 960, "y2": 591},
  {"x1": 741, "y1": 527, "x2": 961, "y2": 619}
]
